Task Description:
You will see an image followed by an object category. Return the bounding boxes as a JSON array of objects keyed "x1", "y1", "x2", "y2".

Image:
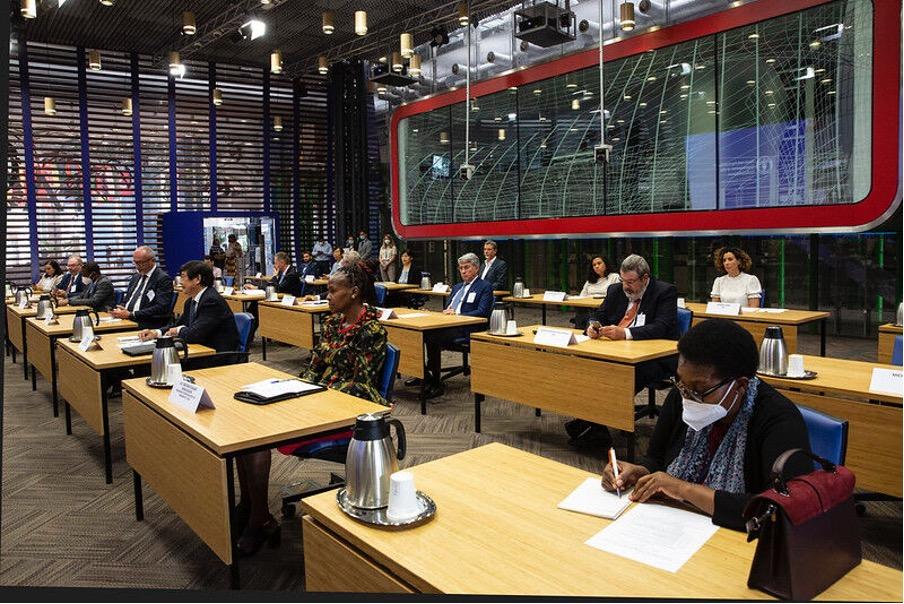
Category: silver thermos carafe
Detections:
[
  {"x1": 345, "y1": 413, "x2": 407, "y2": 509},
  {"x1": 512, "y1": 277, "x2": 525, "y2": 298},
  {"x1": 265, "y1": 284, "x2": 278, "y2": 301},
  {"x1": 758, "y1": 326, "x2": 789, "y2": 376},
  {"x1": 70, "y1": 308, "x2": 100, "y2": 342},
  {"x1": 420, "y1": 272, "x2": 431, "y2": 290},
  {"x1": 489, "y1": 302, "x2": 509, "y2": 334},
  {"x1": 15, "y1": 286, "x2": 33, "y2": 307},
  {"x1": 150, "y1": 336, "x2": 188, "y2": 384},
  {"x1": 896, "y1": 302, "x2": 903, "y2": 327},
  {"x1": 36, "y1": 294, "x2": 55, "y2": 319}
]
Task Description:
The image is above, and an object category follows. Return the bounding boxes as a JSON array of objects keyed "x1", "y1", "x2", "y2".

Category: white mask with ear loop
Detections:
[{"x1": 682, "y1": 380, "x2": 739, "y2": 432}]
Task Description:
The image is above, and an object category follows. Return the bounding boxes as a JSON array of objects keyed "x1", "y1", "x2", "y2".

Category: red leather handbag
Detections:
[{"x1": 743, "y1": 448, "x2": 861, "y2": 600}]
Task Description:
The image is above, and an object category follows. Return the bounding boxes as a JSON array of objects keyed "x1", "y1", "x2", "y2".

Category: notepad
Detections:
[
  {"x1": 557, "y1": 477, "x2": 631, "y2": 519},
  {"x1": 238, "y1": 378, "x2": 323, "y2": 399},
  {"x1": 585, "y1": 503, "x2": 718, "y2": 573},
  {"x1": 98, "y1": 317, "x2": 121, "y2": 323},
  {"x1": 396, "y1": 312, "x2": 430, "y2": 319}
]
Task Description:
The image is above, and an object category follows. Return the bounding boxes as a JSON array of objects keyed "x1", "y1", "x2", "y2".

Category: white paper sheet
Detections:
[
  {"x1": 396, "y1": 312, "x2": 430, "y2": 318},
  {"x1": 868, "y1": 368, "x2": 903, "y2": 397},
  {"x1": 239, "y1": 378, "x2": 322, "y2": 398},
  {"x1": 584, "y1": 503, "x2": 718, "y2": 573},
  {"x1": 557, "y1": 478, "x2": 631, "y2": 519}
]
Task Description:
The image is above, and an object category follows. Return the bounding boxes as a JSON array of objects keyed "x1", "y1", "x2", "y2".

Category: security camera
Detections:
[
  {"x1": 594, "y1": 144, "x2": 612, "y2": 164},
  {"x1": 459, "y1": 164, "x2": 475, "y2": 180}
]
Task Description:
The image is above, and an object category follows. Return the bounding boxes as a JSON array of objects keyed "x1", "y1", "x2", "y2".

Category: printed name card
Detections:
[
  {"x1": 543, "y1": 291, "x2": 567, "y2": 303},
  {"x1": 432, "y1": 283, "x2": 449, "y2": 293},
  {"x1": 168, "y1": 379, "x2": 216, "y2": 413},
  {"x1": 305, "y1": 275, "x2": 316, "y2": 284},
  {"x1": 281, "y1": 295, "x2": 296, "y2": 306},
  {"x1": 705, "y1": 301, "x2": 741, "y2": 316},
  {"x1": 868, "y1": 368, "x2": 903, "y2": 397},
  {"x1": 256, "y1": 272, "x2": 262, "y2": 279},
  {"x1": 17, "y1": 297, "x2": 28, "y2": 308},
  {"x1": 533, "y1": 326, "x2": 578, "y2": 347},
  {"x1": 78, "y1": 332, "x2": 100, "y2": 352},
  {"x1": 378, "y1": 307, "x2": 398, "y2": 320},
  {"x1": 223, "y1": 286, "x2": 234, "y2": 295}
]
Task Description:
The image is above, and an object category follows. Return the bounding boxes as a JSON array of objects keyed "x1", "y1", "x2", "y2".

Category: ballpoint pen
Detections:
[{"x1": 608, "y1": 447, "x2": 621, "y2": 498}]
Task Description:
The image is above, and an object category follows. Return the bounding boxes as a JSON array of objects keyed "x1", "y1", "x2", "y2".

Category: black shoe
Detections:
[
  {"x1": 237, "y1": 516, "x2": 281, "y2": 557},
  {"x1": 404, "y1": 377, "x2": 423, "y2": 387},
  {"x1": 423, "y1": 382, "x2": 445, "y2": 400},
  {"x1": 233, "y1": 501, "x2": 251, "y2": 537},
  {"x1": 564, "y1": 419, "x2": 591, "y2": 439}
]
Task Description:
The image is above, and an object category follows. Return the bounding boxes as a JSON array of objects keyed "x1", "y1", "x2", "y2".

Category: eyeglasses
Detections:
[{"x1": 669, "y1": 375, "x2": 735, "y2": 404}]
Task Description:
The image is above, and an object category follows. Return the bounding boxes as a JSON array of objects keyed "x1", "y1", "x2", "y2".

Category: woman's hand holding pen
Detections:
[{"x1": 601, "y1": 459, "x2": 648, "y2": 493}]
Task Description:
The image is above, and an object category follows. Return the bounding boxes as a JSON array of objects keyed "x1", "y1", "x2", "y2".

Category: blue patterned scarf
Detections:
[{"x1": 666, "y1": 377, "x2": 759, "y2": 493}]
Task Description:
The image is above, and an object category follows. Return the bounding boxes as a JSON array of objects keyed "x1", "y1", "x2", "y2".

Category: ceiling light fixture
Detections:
[
  {"x1": 355, "y1": 10, "x2": 368, "y2": 36},
  {"x1": 182, "y1": 11, "x2": 197, "y2": 35},
  {"x1": 318, "y1": 56, "x2": 329, "y2": 75},
  {"x1": 21, "y1": 0, "x2": 36, "y2": 18},
  {"x1": 270, "y1": 49, "x2": 283, "y2": 74},
  {"x1": 619, "y1": 2, "x2": 635, "y2": 31},
  {"x1": 239, "y1": 18, "x2": 267, "y2": 40},
  {"x1": 212, "y1": 88, "x2": 223, "y2": 106},
  {"x1": 457, "y1": 2, "x2": 470, "y2": 27},
  {"x1": 168, "y1": 51, "x2": 185, "y2": 77},
  {"x1": 273, "y1": 115, "x2": 283, "y2": 131},
  {"x1": 391, "y1": 52, "x2": 403, "y2": 73},
  {"x1": 121, "y1": 98, "x2": 132, "y2": 116},
  {"x1": 89, "y1": 50, "x2": 102, "y2": 70},
  {"x1": 44, "y1": 96, "x2": 57, "y2": 116},
  {"x1": 99, "y1": 0, "x2": 115, "y2": 5},
  {"x1": 408, "y1": 54, "x2": 421, "y2": 77},
  {"x1": 322, "y1": 10, "x2": 335, "y2": 34},
  {"x1": 400, "y1": 33, "x2": 413, "y2": 58},
  {"x1": 497, "y1": 128, "x2": 506, "y2": 141},
  {"x1": 439, "y1": 131, "x2": 449, "y2": 144},
  {"x1": 571, "y1": 98, "x2": 580, "y2": 110}
]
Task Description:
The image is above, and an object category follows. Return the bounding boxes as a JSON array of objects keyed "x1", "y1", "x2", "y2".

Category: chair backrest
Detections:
[
  {"x1": 233, "y1": 312, "x2": 254, "y2": 353},
  {"x1": 798, "y1": 404, "x2": 848, "y2": 466},
  {"x1": 114, "y1": 289, "x2": 126, "y2": 305},
  {"x1": 759, "y1": 288, "x2": 767, "y2": 308},
  {"x1": 169, "y1": 292, "x2": 179, "y2": 314},
  {"x1": 378, "y1": 343, "x2": 401, "y2": 402},
  {"x1": 374, "y1": 283, "x2": 387, "y2": 306},
  {"x1": 223, "y1": 276, "x2": 234, "y2": 287},
  {"x1": 676, "y1": 307, "x2": 693, "y2": 337},
  {"x1": 892, "y1": 335, "x2": 903, "y2": 366}
]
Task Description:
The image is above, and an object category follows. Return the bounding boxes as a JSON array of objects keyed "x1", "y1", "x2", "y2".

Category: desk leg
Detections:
[
  {"x1": 820, "y1": 318, "x2": 827, "y2": 357},
  {"x1": 226, "y1": 457, "x2": 241, "y2": 590},
  {"x1": 624, "y1": 431, "x2": 635, "y2": 462},
  {"x1": 101, "y1": 373, "x2": 113, "y2": 484},
  {"x1": 22, "y1": 317, "x2": 28, "y2": 379},
  {"x1": 474, "y1": 394, "x2": 483, "y2": 433},
  {"x1": 133, "y1": 471, "x2": 144, "y2": 521},
  {"x1": 535, "y1": 408, "x2": 542, "y2": 417},
  {"x1": 64, "y1": 403, "x2": 72, "y2": 435},
  {"x1": 50, "y1": 342, "x2": 59, "y2": 417},
  {"x1": 542, "y1": 306, "x2": 547, "y2": 326},
  {"x1": 419, "y1": 380, "x2": 427, "y2": 416},
  {"x1": 31, "y1": 364, "x2": 37, "y2": 390},
  {"x1": 261, "y1": 336, "x2": 267, "y2": 361}
]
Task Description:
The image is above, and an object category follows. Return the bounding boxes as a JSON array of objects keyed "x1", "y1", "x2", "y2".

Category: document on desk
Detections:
[
  {"x1": 557, "y1": 477, "x2": 631, "y2": 519},
  {"x1": 584, "y1": 502, "x2": 718, "y2": 572},
  {"x1": 396, "y1": 312, "x2": 430, "y2": 319},
  {"x1": 239, "y1": 378, "x2": 323, "y2": 398}
]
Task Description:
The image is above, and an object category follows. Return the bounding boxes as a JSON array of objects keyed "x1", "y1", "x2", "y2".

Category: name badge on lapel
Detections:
[
  {"x1": 634, "y1": 313, "x2": 646, "y2": 327},
  {"x1": 466, "y1": 292, "x2": 477, "y2": 304}
]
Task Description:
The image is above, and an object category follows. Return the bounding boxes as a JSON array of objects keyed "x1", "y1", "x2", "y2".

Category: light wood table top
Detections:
[
  {"x1": 684, "y1": 302, "x2": 830, "y2": 325},
  {"x1": 7, "y1": 303, "x2": 88, "y2": 318},
  {"x1": 375, "y1": 282, "x2": 419, "y2": 292},
  {"x1": 56, "y1": 329, "x2": 215, "y2": 371},
  {"x1": 472, "y1": 324, "x2": 677, "y2": 364},
  {"x1": 259, "y1": 300, "x2": 331, "y2": 314},
  {"x1": 379, "y1": 308, "x2": 487, "y2": 331},
  {"x1": 122, "y1": 362, "x2": 387, "y2": 455},
  {"x1": 302, "y1": 442, "x2": 901, "y2": 599},
  {"x1": 502, "y1": 293, "x2": 605, "y2": 309},
  {"x1": 758, "y1": 355, "x2": 903, "y2": 405},
  {"x1": 879, "y1": 323, "x2": 903, "y2": 334},
  {"x1": 312, "y1": 278, "x2": 329, "y2": 286},
  {"x1": 26, "y1": 312, "x2": 137, "y2": 336},
  {"x1": 410, "y1": 288, "x2": 511, "y2": 298}
]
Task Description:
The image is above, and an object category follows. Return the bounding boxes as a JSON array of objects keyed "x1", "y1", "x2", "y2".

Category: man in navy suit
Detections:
[
  {"x1": 298, "y1": 250, "x2": 323, "y2": 297},
  {"x1": 479, "y1": 240, "x2": 508, "y2": 291},
  {"x1": 54, "y1": 255, "x2": 88, "y2": 298},
  {"x1": 110, "y1": 246, "x2": 174, "y2": 330},
  {"x1": 421, "y1": 252, "x2": 494, "y2": 399}
]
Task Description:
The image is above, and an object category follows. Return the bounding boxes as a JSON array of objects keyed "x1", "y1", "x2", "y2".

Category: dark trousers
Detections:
[{"x1": 424, "y1": 327, "x2": 469, "y2": 386}]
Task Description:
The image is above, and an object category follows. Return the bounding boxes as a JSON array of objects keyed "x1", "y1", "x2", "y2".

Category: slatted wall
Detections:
[{"x1": 7, "y1": 45, "x2": 32, "y2": 284}]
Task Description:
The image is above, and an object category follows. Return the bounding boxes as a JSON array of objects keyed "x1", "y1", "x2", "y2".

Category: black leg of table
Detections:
[
  {"x1": 419, "y1": 379, "x2": 427, "y2": 416},
  {"x1": 50, "y1": 341, "x2": 59, "y2": 417},
  {"x1": 30, "y1": 364, "x2": 37, "y2": 390},
  {"x1": 624, "y1": 431, "x2": 635, "y2": 462},
  {"x1": 21, "y1": 318, "x2": 28, "y2": 379},
  {"x1": 64, "y1": 402, "x2": 72, "y2": 435},
  {"x1": 474, "y1": 394, "x2": 483, "y2": 433},
  {"x1": 261, "y1": 336, "x2": 267, "y2": 361},
  {"x1": 226, "y1": 457, "x2": 241, "y2": 590},
  {"x1": 11, "y1": 346, "x2": 16, "y2": 364},
  {"x1": 535, "y1": 408, "x2": 542, "y2": 417},
  {"x1": 101, "y1": 373, "x2": 113, "y2": 484},
  {"x1": 820, "y1": 318, "x2": 827, "y2": 357},
  {"x1": 133, "y1": 471, "x2": 144, "y2": 521}
]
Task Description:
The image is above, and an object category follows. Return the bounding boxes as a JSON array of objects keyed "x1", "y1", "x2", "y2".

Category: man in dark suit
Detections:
[
  {"x1": 419, "y1": 252, "x2": 494, "y2": 399},
  {"x1": 298, "y1": 250, "x2": 323, "y2": 297},
  {"x1": 110, "y1": 246, "x2": 174, "y2": 330},
  {"x1": 54, "y1": 255, "x2": 88, "y2": 298},
  {"x1": 140, "y1": 260, "x2": 240, "y2": 356},
  {"x1": 479, "y1": 240, "x2": 508, "y2": 291},
  {"x1": 269, "y1": 251, "x2": 302, "y2": 297},
  {"x1": 60, "y1": 261, "x2": 116, "y2": 311},
  {"x1": 567, "y1": 254, "x2": 679, "y2": 449}
]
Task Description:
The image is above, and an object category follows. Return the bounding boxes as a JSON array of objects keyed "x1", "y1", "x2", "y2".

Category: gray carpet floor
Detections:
[{"x1": 1, "y1": 304, "x2": 900, "y2": 592}]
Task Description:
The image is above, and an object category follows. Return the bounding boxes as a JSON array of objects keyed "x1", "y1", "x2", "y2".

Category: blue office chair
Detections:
[
  {"x1": 223, "y1": 276, "x2": 234, "y2": 287},
  {"x1": 637, "y1": 306, "x2": 694, "y2": 420},
  {"x1": 374, "y1": 283, "x2": 388, "y2": 306},
  {"x1": 279, "y1": 344, "x2": 402, "y2": 518},
  {"x1": 170, "y1": 291, "x2": 179, "y2": 315},
  {"x1": 233, "y1": 312, "x2": 254, "y2": 353},
  {"x1": 798, "y1": 405, "x2": 848, "y2": 466},
  {"x1": 759, "y1": 288, "x2": 767, "y2": 308},
  {"x1": 892, "y1": 335, "x2": 903, "y2": 366},
  {"x1": 114, "y1": 289, "x2": 126, "y2": 306}
]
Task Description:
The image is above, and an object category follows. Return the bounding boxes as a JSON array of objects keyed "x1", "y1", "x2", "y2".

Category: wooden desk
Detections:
[
  {"x1": 502, "y1": 293, "x2": 604, "y2": 325},
  {"x1": 301, "y1": 442, "x2": 901, "y2": 598},
  {"x1": 684, "y1": 303, "x2": 831, "y2": 356},
  {"x1": 470, "y1": 325, "x2": 677, "y2": 459},
  {"x1": 56, "y1": 330, "x2": 215, "y2": 483},
  {"x1": 878, "y1": 323, "x2": 902, "y2": 364},
  {"x1": 5, "y1": 303, "x2": 87, "y2": 380},
  {"x1": 222, "y1": 291, "x2": 269, "y2": 314},
  {"x1": 258, "y1": 301, "x2": 331, "y2": 359},
  {"x1": 312, "y1": 278, "x2": 329, "y2": 287},
  {"x1": 375, "y1": 282, "x2": 419, "y2": 292},
  {"x1": 25, "y1": 313, "x2": 137, "y2": 416},
  {"x1": 122, "y1": 362, "x2": 386, "y2": 589},
  {"x1": 380, "y1": 309, "x2": 487, "y2": 415},
  {"x1": 758, "y1": 355, "x2": 903, "y2": 497},
  {"x1": 409, "y1": 288, "x2": 512, "y2": 307}
]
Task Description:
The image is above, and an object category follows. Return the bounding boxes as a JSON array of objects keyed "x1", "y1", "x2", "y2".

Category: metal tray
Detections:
[
  {"x1": 758, "y1": 370, "x2": 818, "y2": 380},
  {"x1": 336, "y1": 487, "x2": 436, "y2": 529},
  {"x1": 487, "y1": 331, "x2": 523, "y2": 338},
  {"x1": 146, "y1": 375, "x2": 196, "y2": 389},
  {"x1": 68, "y1": 334, "x2": 102, "y2": 343}
]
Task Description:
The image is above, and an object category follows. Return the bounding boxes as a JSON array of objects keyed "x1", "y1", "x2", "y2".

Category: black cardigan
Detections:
[{"x1": 641, "y1": 381, "x2": 812, "y2": 531}]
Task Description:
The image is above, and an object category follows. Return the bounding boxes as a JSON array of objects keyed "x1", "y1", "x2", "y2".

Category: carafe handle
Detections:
[
  {"x1": 387, "y1": 418, "x2": 406, "y2": 461},
  {"x1": 173, "y1": 337, "x2": 190, "y2": 361},
  {"x1": 90, "y1": 309, "x2": 100, "y2": 325}
]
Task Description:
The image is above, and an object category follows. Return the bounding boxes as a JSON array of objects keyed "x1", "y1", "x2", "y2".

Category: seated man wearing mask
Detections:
[
  {"x1": 602, "y1": 319, "x2": 811, "y2": 531},
  {"x1": 567, "y1": 253, "x2": 679, "y2": 449},
  {"x1": 58, "y1": 261, "x2": 116, "y2": 311}
]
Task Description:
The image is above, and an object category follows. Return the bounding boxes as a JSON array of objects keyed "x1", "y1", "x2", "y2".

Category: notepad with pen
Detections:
[{"x1": 233, "y1": 378, "x2": 326, "y2": 405}]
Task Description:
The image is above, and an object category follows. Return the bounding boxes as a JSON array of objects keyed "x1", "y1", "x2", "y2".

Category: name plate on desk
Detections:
[
  {"x1": 705, "y1": 301, "x2": 741, "y2": 316},
  {"x1": 17, "y1": 298, "x2": 28, "y2": 309},
  {"x1": 280, "y1": 295, "x2": 296, "y2": 306},
  {"x1": 223, "y1": 286, "x2": 234, "y2": 295},
  {"x1": 78, "y1": 333, "x2": 100, "y2": 352},
  {"x1": 377, "y1": 308, "x2": 398, "y2": 320},
  {"x1": 432, "y1": 283, "x2": 450, "y2": 293},
  {"x1": 542, "y1": 291, "x2": 567, "y2": 303},
  {"x1": 169, "y1": 379, "x2": 216, "y2": 413},
  {"x1": 534, "y1": 327, "x2": 579, "y2": 347},
  {"x1": 869, "y1": 368, "x2": 903, "y2": 397},
  {"x1": 304, "y1": 275, "x2": 316, "y2": 284}
]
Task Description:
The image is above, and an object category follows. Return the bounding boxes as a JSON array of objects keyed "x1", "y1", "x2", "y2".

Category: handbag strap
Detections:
[{"x1": 771, "y1": 448, "x2": 835, "y2": 495}]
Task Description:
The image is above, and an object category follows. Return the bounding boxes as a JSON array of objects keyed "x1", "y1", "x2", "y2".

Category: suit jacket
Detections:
[
  {"x1": 396, "y1": 262, "x2": 422, "y2": 285},
  {"x1": 123, "y1": 265, "x2": 174, "y2": 330},
  {"x1": 57, "y1": 272, "x2": 88, "y2": 296},
  {"x1": 298, "y1": 262, "x2": 322, "y2": 296},
  {"x1": 166, "y1": 287, "x2": 240, "y2": 353},
  {"x1": 447, "y1": 277, "x2": 494, "y2": 334},
  {"x1": 69, "y1": 276, "x2": 116, "y2": 311},
  {"x1": 590, "y1": 278, "x2": 679, "y2": 340},
  {"x1": 480, "y1": 258, "x2": 508, "y2": 290},
  {"x1": 269, "y1": 265, "x2": 302, "y2": 297},
  {"x1": 357, "y1": 238, "x2": 374, "y2": 259}
]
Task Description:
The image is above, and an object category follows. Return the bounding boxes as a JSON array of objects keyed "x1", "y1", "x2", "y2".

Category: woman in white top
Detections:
[
  {"x1": 574, "y1": 256, "x2": 620, "y2": 330},
  {"x1": 35, "y1": 260, "x2": 64, "y2": 291},
  {"x1": 379, "y1": 234, "x2": 398, "y2": 282},
  {"x1": 711, "y1": 247, "x2": 762, "y2": 307}
]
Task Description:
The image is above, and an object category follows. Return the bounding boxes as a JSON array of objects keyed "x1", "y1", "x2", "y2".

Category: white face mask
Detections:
[{"x1": 681, "y1": 380, "x2": 738, "y2": 432}]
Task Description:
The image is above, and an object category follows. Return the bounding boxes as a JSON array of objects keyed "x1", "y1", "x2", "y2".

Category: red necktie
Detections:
[{"x1": 618, "y1": 300, "x2": 639, "y2": 328}]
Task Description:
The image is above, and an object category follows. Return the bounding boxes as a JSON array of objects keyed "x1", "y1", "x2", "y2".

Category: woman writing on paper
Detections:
[
  {"x1": 601, "y1": 319, "x2": 811, "y2": 530},
  {"x1": 233, "y1": 262, "x2": 388, "y2": 556},
  {"x1": 710, "y1": 247, "x2": 762, "y2": 308}
]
